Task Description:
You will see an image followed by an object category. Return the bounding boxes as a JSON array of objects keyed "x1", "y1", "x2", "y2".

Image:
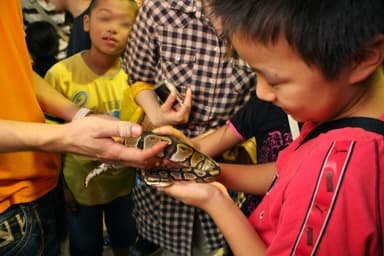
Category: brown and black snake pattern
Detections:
[{"x1": 84, "y1": 131, "x2": 221, "y2": 187}]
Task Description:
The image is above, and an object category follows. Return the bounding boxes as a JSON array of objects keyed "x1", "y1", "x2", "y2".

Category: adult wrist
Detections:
[{"x1": 71, "y1": 107, "x2": 93, "y2": 121}]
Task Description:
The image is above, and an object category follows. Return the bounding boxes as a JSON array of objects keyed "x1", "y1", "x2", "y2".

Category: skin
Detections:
[
  {"x1": 1, "y1": 1, "x2": 168, "y2": 169},
  {"x1": 159, "y1": 32, "x2": 384, "y2": 255},
  {"x1": 135, "y1": 84, "x2": 193, "y2": 126},
  {"x1": 0, "y1": 114, "x2": 167, "y2": 168},
  {"x1": 32, "y1": 67, "x2": 168, "y2": 167},
  {"x1": 191, "y1": 125, "x2": 242, "y2": 158},
  {"x1": 82, "y1": 0, "x2": 137, "y2": 75},
  {"x1": 56, "y1": 3, "x2": 166, "y2": 255},
  {"x1": 233, "y1": 34, "x2": 384, "y2": 124}
]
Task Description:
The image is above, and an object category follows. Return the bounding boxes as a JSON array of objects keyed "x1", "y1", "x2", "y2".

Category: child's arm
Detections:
[
  {"x1": 34, "y1": 72, "x2": 80, "y2": 121},
  {"x1": 191, "y1": 123, "x2": 243, "y2": 157},
  {"x1": 135, "y1": 87, "x2": 192, "y2": 127},
  {"x1": 159, "y1": 181, "x2": 267, "y2": 255},
  {"x1": 218, "y1": 162, "x2": 276, "y2": 195},
  {"x1": 155, "y1": 124, "x2": 277, "y2": 195}
]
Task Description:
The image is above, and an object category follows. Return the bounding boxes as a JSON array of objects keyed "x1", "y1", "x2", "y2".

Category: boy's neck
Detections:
[
  {"x1": 82, "y1": 50, "x2": 120, "y2": 76},
  {"x1": 345, "y1": 67, "x2": 384, "y2": 119}
]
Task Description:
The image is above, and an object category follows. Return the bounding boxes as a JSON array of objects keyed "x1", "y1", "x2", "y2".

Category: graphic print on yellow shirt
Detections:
[{"x1": 45, "y1": 51, "x2": 141, "y2": 205}]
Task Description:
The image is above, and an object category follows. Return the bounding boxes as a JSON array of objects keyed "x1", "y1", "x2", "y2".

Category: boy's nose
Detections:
[{"x1": 107, "y1": 28, "x2": 117, "y2": 34}]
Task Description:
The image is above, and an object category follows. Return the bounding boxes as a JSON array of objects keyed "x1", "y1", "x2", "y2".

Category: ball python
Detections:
[{"x1": 84, "y1": 131, "x2": 221, "y2": 187}]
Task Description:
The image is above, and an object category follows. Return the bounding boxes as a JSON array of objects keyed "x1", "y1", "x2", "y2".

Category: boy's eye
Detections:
[
  {"x1": 268, "y1": 82, "x2": 280, "y2": 87},
  {"x1": 98, "y1": 16, "x2": 111, "y2": 22},
  {"x1": 121, "y1": 23, "x2": 132, "y2": 28}
]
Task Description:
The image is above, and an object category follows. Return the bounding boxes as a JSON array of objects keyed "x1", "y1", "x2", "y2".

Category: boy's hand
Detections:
[
  {"x1": 152, "y1": 125, "x2": 192, "y2": 146},
  {"x1": 157, "y1": 181, "x2": 230, "y2": 210}
]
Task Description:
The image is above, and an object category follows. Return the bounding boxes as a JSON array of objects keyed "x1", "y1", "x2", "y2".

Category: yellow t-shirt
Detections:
[
  {"x1": 0, "y1": 1, "x2": 60, "y2": 213},
  {"x1": 45, "y1": 52, "x2": 141, "y2": 205}
]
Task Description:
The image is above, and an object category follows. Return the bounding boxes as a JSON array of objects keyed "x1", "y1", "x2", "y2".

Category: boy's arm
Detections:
[
  {"x1": 159, "y1": 181, "x2": 267, "y2": 255},
  {"x1": 191, "y1": 124, "x2": 242, "y2": 157},
  {"x1": 154, "y1": 124, "x2": 276, "y2": 194},
  {"x1": 218, "y1": 162, "x2": 276, "y2": 195},
  {"x1": 34, "y1": 72, "x2": 79, "y2": 121}
]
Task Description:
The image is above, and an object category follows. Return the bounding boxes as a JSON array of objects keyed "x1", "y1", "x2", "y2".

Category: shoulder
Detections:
[
  {"x1": 140, "y1": 0, "x2": 196, "y2": 18},
  {"x1": 278, "y1": 124, "x2": 384, "y2": 174},
  {"x1": 45, "y1": 53, "x2": 83, "y2": 78},
  {"x1": 51, "y1": 53, "x2": 81, "y2": 69}
]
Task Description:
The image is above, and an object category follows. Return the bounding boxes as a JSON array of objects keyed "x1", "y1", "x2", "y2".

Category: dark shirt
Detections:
[
  {"x1": 230, "y1": 97, "x2": 292, "y2": 164},
  {"x1": 230, "y1": 97, "x2": 292, "y2": 216},
  {"x1": 66, "y1": 7, "x2": 91, "y2": 57}
]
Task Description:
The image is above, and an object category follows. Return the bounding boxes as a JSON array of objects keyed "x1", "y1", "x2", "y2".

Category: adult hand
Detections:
[{"x1": 59, "y1": 116, "x2": 168, "y2": 169}]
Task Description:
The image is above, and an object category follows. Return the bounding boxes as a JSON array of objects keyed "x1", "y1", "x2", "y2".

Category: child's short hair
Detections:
[
  {"x1": 88, "y1": 0, "x2": 138, "y2": 15},
  {"x1": 25, "y1": 21, "x2": 59, "y2": 61},
  {"x1": 211, "y1": 0, "x2": 384, "y2": 79}
]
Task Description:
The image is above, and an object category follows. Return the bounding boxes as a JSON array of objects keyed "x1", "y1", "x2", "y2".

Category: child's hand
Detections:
[
  {"x1": 160, "y1": 88, "x2": 192, "y2": 125},
  {"x1": 157, "y1": 181, "x2": 230, "y2": 210},
  {"x1": 152, "y1": 125, "x2": 192, "y2": 146}
]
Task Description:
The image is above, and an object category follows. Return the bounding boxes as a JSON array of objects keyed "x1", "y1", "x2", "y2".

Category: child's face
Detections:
[
  {"x1": 84, "y1": 0, "x2": 137, "y2": 56},
  {"x1": 232, "y1": 34, "x2": 356, "y2": 124}
]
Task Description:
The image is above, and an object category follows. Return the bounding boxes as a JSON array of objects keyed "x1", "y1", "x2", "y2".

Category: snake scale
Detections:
[{"x1": 84, "y1": 131, "x2": 221, "y2": 187}]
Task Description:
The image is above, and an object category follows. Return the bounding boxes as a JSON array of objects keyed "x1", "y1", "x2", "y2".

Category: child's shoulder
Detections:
[
  {"x1": 50, "y1": 53, "x2": 84, "y2": 71},
  {"x1": 303, "y1": 117, "x2": 384, "y2": 144}
]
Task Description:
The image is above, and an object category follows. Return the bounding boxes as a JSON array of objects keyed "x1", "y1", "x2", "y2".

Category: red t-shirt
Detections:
[{"x1": 250, "y1": 117, "x2": 384, "y2": 255}]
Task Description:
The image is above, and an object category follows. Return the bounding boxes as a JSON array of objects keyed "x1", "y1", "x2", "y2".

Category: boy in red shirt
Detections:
[{"x1": 159, "y1": 0, "x2": 384, "y2": 255}]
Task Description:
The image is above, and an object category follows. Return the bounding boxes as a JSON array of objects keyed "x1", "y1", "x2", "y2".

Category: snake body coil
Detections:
[{"x1": 84, "y1": 131, "x2": 220, "y2": 187}]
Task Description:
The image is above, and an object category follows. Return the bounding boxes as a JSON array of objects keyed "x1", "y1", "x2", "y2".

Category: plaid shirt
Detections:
[{"x1": 124, "y1": 0, "x2": 255, "y2": 255}]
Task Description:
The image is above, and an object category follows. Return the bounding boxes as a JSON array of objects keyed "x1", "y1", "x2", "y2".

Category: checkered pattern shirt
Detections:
[{"x1": 124, "y1": 0, "x2": 255, "y2": 255}]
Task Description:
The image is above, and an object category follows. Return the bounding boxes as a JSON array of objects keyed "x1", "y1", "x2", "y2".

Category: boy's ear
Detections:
[
  {"x1": 349, "y1": 35, "x2": 384, "y2": 84},
  {"x1": 83, "y1": 15, "x2": 90, "y2": 32}
]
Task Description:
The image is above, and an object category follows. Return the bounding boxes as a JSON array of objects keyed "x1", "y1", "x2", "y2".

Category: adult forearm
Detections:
[{"x1": 0, "y1": 119, "x2": 63, "y2": 153}]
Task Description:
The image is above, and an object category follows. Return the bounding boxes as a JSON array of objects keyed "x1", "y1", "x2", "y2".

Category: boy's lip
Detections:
[{"x1": 102, "y1": 36, "x2": 117, "y2": 43}]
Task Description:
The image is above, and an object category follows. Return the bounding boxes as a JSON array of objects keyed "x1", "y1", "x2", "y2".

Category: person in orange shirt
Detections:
[{"x1": 0, "y1": 2, "x2": 166, "y2": 255}]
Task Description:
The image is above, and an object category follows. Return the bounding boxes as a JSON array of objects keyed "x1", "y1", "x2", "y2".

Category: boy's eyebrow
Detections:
[
  {"x1": 95, "y1": 8, "x2": 112, "y2": 13},
  {"x1": 252, "y1": 67, "x2": 281, "y2": 81}
]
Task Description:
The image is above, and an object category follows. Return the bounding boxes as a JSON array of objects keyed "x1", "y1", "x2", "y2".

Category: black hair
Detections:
[
  {"x1": 88, "y1": 0, "x2": 138, "y2": 14},
  {"x1": 25, "y1": 21, "x2": 59, "y2": 77},
  {"x1": 211, "y1": 0, "x2": 384, "y2": 79}
]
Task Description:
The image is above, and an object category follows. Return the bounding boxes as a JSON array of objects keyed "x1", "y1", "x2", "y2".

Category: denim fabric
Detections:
[
  {"x1": 67, "y1": 193, "x2": 137, "y2": 256},
  {"x1": 0, "y1": 190, "x2": 61, "y2": 256}
]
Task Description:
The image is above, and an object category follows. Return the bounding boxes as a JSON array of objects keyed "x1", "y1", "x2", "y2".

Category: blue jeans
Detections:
[
  {"x1": 0, "y1": 189, "x2": 61, "y2": 256},
  {"x1": 67, "y1": 194, "x2": 137, "y2": 256}
]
